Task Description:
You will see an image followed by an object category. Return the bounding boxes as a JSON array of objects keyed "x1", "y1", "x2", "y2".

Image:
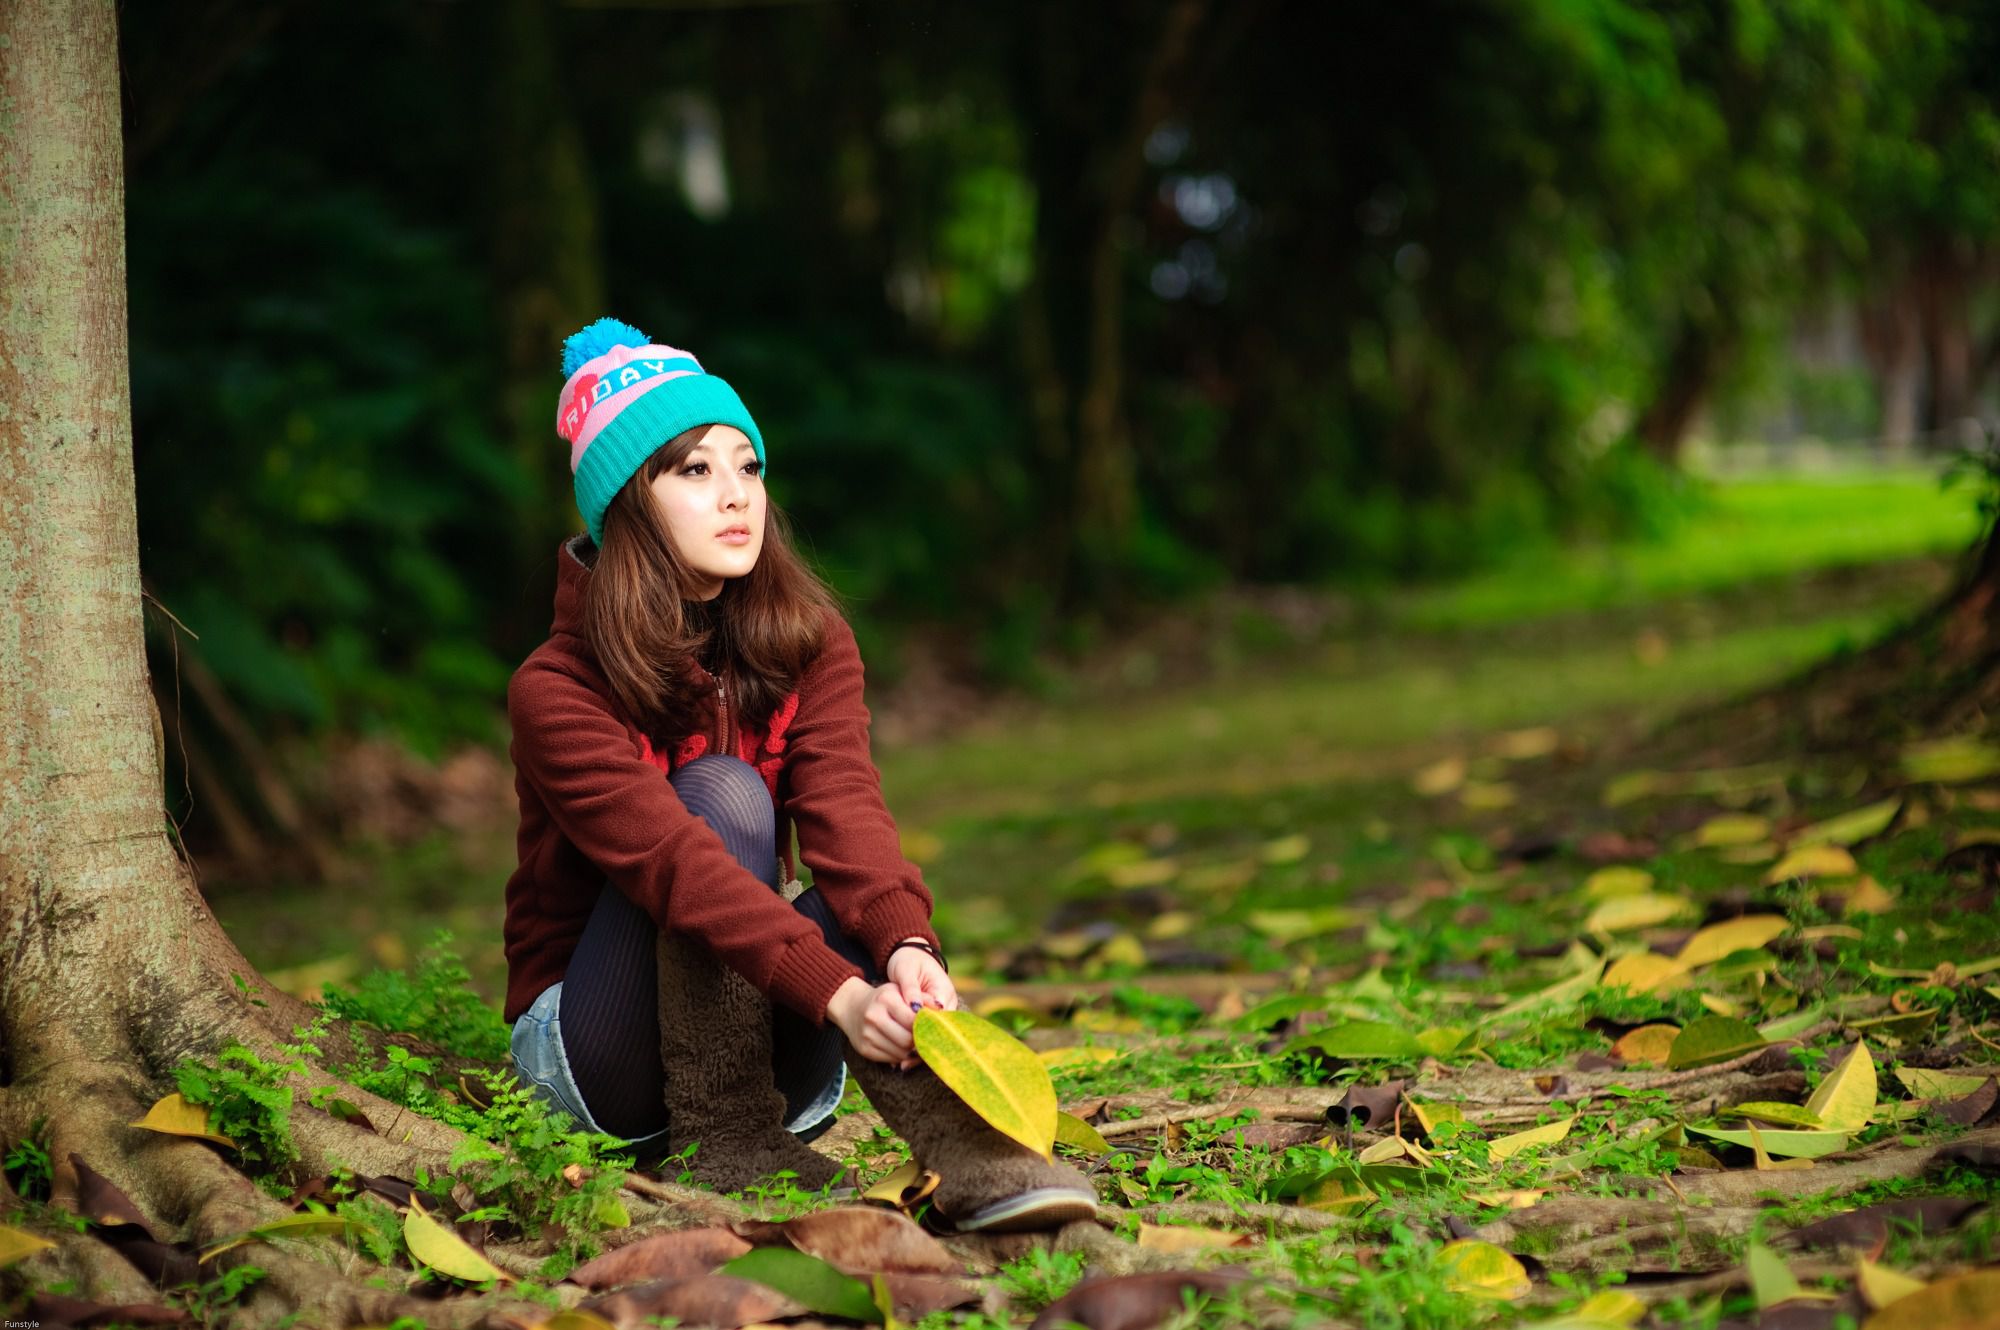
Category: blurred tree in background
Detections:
[{"x1": 114, "y1": 0, "x2": 2000, "y2": 870}]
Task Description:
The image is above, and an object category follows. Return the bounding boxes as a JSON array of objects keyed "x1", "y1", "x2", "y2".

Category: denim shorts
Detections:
[{"x1": 508, "y1": 980, "x2": 845, "y2": 1151}]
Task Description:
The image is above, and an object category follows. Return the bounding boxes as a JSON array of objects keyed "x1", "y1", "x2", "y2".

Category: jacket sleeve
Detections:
[
  {"x1": 508, "y1": 655, "x2": 864, "y2": 1023},
  {"x1": 780, "y1": 611, "x2": 942, "y2": 974}
]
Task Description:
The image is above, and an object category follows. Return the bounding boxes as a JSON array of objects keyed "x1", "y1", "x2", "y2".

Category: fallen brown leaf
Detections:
[
  {"x1": 1028, "y1": 1271, "x2": 1242, "y2": 1330},
  {"x1": 735, "y1": 1206, "x2": 961, "y2": 1277},
  {"x1": 583, "y1": 1275, "x2": 804, "y2": 1329},
  {"x1": 568, "y1": 1227, "x2": 754, "y2": 1290}
]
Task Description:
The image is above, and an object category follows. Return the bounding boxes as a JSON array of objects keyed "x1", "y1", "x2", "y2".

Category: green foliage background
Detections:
[{"x1": 118, "y1": 0, "x2": 2000, "y2": 761}]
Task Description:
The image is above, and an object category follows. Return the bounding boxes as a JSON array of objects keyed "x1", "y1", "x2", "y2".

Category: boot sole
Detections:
[{"x1": 951, "y1": 1187, "x2": 1100, "y2": 1234}]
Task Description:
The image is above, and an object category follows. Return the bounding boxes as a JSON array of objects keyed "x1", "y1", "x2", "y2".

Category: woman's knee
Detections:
[{"x1": 670, "y1": 753, "x2": 775, "y2": 845}]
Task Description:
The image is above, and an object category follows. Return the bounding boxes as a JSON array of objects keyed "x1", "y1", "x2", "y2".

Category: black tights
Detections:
[{"x1": 558, "y1": 754, "x2": 875, "y2": 1140}]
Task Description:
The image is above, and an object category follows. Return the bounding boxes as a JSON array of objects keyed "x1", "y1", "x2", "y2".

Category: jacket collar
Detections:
[{"x1": 552, "y1": 534, "x2": 593, "y2": 639}]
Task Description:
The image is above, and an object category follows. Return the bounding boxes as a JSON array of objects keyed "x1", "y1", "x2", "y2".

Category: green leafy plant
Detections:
[
  {"x1": 3, "y1": 1120, "x2": 54, "y2": 1202},
  {"x1": 996, "y1": 1248, "x2": 1086, "y2": 1312},
  {"x1": 320, "y1": 933, "x2": 510, "y2": 1062}
]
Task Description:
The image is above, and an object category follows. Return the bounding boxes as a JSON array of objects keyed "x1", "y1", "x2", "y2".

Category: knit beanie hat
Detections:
[{"x1": 555, "y1": 317, "x2": 766, "y2": 545}]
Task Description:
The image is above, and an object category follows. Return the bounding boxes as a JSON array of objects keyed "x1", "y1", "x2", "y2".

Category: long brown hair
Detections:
[{"x1": 582, "y1": 425, "x2": 837, "y2": 736}]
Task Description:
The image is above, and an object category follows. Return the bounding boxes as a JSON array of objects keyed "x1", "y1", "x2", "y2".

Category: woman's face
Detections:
[{"x1": 648, "y1": 424, "x2": 766, "y2": 600}]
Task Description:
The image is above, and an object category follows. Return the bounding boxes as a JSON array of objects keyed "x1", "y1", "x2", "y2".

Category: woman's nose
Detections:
[{"x1": 719, "y1": 469, "x2": 747, "y2": 508}]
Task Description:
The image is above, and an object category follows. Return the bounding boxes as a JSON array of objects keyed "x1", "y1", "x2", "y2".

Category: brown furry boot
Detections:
[
  {"x1": 846, "y1": 1052, "x2": 1098, "y2": 1232},
  {"x1": 657, "y1": 930, "x2": 842, "y2": 1193}
]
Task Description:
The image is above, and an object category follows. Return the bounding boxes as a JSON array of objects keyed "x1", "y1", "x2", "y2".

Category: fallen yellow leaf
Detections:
[
  {"x1": 1765, "y1": 844, "x2": 1860, "y2": 883},
  {"x1": 1136, "y1": 1223, "x2": 1251, "y2": 1253},
  {"x1": 130, "y1": 1093, "x2": 237, "y2": 1149}
]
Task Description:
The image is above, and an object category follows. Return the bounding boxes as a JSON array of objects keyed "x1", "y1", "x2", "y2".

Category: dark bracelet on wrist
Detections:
[{"x1": 889, "y1": 938, "x2": 949, "y2": 973}]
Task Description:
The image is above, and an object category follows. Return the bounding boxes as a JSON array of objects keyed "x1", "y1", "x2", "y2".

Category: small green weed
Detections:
[
  {"x1": 321, "y1": 932, "x2": 510, "y2": 1062},
  {"x1": 3, "y1": 1119, "x2": 54, "y2": 1201},
  {"x1": 996, "y1": 1248, "x2": 1087, "y2": 1312}
]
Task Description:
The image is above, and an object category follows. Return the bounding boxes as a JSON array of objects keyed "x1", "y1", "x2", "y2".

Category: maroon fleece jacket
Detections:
[{"x1": 502, "y1": 536, "x2": 939, "y2": 1024}]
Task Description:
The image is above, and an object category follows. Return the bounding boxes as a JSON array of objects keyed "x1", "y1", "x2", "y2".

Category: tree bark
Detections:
[
  {"x1": 1634, "y1": 322, "x2": 1720, "y2": 465},
  {"x1": 1861, "y1": 271, "x2": 1926, "y2": 453},
  {"x1": 490, "y1": 0, "x2": 604, "y2": 641},
  {"x1": 1014, "y1": 0, "x2": 1209, "y2": 608},
  {"x1": 0, "y1": 3, "x2": 541, "y2": 1319}
]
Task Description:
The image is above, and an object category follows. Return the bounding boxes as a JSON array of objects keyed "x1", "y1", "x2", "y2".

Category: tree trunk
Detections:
[
  {"x1": 1915, "y1": 240, "x2": 1992, "y2": 447},
  {"x1": 1634, "y1": 322, "x2": 1719, "y2": 465},
  {"x1": 1860, "y1": 275, "x2": 1925, "y2": 454},
  {"x1": 0, "y1": 3, "x2": 664, "y2": 1318},
  {"x1": 1014, "y1": 0, "x2": 1208, "y2": 609},
  {"x1": 490, "y1": 0, "x2": 604, "y2": 643}
]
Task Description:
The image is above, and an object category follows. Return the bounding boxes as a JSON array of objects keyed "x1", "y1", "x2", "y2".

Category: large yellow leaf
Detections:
[
  {"x1": 200, "y1": 1212, "x2": 361, "y2": 1263},
  {"x1": 1585, "y1": 892, "x2": 1696, "y2": 934},
  {"x1": 1686, "y1": 1125, "x2": 1848, "y2": 1158},
  {"x1": 1245, "y1": 906, "x2": 1361, "y2": 943},
  {"x1": 1136, "y1": 1224, "x2": 1250, "y2": 1252},
  {"x1": 1857, "y1": 1259, "x2": 1926, "y2": 1311},
  {"x1": 1435, "y1": 1240, "x2": 1532, "y2": 1300},
  {"x1": 1861, "y1": 1269, "x2": 2000, "y2": 1329},
  {"x1": 1106, "y1": 857, "x2": 1178, "y2": 889},
  {"x1": 1764, "y1": 845, "x2": 1860, "y2": 883},
  {"x1": 1899, "y1": 736, "x2": 2000, "y2": 785},
  {"x1": 1896, "y1": 1068, "x2": 1987, "y2": 1101},
  {"x1": 1054, "y1": 1111, "x2": 1111, "y2": 1156},
  {"x1": 1803, "y1": 1039, "x2": 1876, "y2": 1134},
  {"x1": 1791, "y1": 798, "x2": 1901, "y2": 849},
  {"x1": 1581, "y1": 866, "x2": 1654, "y2": 899},
  {"x1": 1260, "y1": 833, "x2": 1311, "y2": 865},
  {"x1": 1676, "y1": 916, "x2": 1790, "y2": 969},
  {"x1": 913, "y1": 1008, "x2": 1057, "y2": 1160},
  {"x1": 0, "y1": 1223, "x2": 56, "y2": 1269},
  {"x1": 1460, "y1": 780, "x2": 1517, "y2": 810},
  {"x1": 1601, "y1": 952, "x2": 1688, "y2": 995},
  {"x1": 1565, "y1": 1290, "x2": 1646, "y2": 1326},
  {"x1": 1694, "y1": 814, "x2": 1772, "y2": 848},
  {"x1": 1037, "y1": 1046, "x2": 1124, "y2": 1070},
  {"x1": 1667, "y1": 1016, "x2": 1766, "y2": 1069},
  {"x1": 1611, "y1": 1024, "x2": 1680, "y2": 1064},
  {"x1": 1488, "y1": 1115, "x2": 1574, "y2": 1162},
  {"x1": 1491, "y1": 726, "x2": 1560, "y2": 760},
  {"x1": 404, "y1": 1201, "x2": 508, "y2": 1284},
  {"x1": 130, "y1": 1093, "x2": 237, "y2": 1149},
  {"x1": 1748, "y1": 1243, "x2": 1806, "y2": 1308},
  {"x1": 1413, "y1": 755, "x2": 1468, "y2": 796}
]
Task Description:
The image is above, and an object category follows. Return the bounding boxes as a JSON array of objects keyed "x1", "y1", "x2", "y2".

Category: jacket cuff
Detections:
[
  {"x1": 858, "y1": 893, "x2": 943, "y2": 976},
  {"x1": 767, "y1": 934, "x2": 866, "y2": 1027}
]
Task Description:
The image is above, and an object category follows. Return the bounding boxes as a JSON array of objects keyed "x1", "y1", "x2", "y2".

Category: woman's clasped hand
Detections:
[{"x1": 828, "y1": 941, "x2": 958, "y2": 1069}]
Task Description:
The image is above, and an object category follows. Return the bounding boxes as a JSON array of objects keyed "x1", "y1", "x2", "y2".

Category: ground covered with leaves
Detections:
[{"x1": 7, "y1": 531, "x2": 2000, "y2": 1328}]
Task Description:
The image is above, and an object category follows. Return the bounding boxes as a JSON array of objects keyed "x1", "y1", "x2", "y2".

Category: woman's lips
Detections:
[{"x1": 717, "y1": 527, "x2": 751, "y2": 545}]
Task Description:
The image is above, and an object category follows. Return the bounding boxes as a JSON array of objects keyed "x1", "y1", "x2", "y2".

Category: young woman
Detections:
[{"x1": 501, "y1": 319, "x2": 1095, "y2": 1232}]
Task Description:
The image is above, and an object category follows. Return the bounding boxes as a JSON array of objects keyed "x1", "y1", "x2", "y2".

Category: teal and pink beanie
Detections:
[{"x1": 555, "y1": 317, "x2": 765, "y2": 544}]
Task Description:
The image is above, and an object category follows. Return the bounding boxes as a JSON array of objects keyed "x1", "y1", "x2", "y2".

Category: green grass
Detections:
[
  {"x1": 1397, "y1": 467, "x2": 1986, "y2": 631},
  {"x1": 209, "y1": 470, "x2": 1986, "y2": 1004},
  {"x1": 148, "y1": 470, "x2": 2000, "y2": 1329}
]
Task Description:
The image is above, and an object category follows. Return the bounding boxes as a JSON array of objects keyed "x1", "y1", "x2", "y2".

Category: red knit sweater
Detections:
[{"x1": 501, "y1": 536, "x2": 939, "y2": 1024}]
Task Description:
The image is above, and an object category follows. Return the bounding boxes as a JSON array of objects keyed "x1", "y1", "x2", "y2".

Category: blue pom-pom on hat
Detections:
[{"x1": 562, "y1": 317, "x2": 651, "y2": 376}]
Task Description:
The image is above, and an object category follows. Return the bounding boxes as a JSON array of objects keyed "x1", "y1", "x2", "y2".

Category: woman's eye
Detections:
[
  {"x1": 743, "y1": 462, "x2": 763, "y2": 476},
  {"x1": 681, "y1": 462, "x2": 708, "y2": 476}
]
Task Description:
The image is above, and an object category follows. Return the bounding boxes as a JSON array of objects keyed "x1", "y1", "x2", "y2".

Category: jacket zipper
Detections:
[{"x1": 714, "y1": 671, "x2": 731, "y2": 760}]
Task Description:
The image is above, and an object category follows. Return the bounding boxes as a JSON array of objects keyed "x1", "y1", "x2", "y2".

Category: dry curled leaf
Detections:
[
  {"x1": 584, "y1": 1275, "x2": 805, "y2": 1330},
  {"x1": 568, "y1": 1227, "x2": 753, "y2": 1290},
  {"x1": 737, "y1": 1206, "x2": 960, "y2": 1278},
  {"x1": 129, "y1": 1094, "x2": 237, "y2": 1149},
  {"x1": 1135, "y1": 1223, "x2": 1252, "y2": 1253},
  {"x1": 1028, "y1": 1271, "x2": 1240, "y2": 1330}
]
